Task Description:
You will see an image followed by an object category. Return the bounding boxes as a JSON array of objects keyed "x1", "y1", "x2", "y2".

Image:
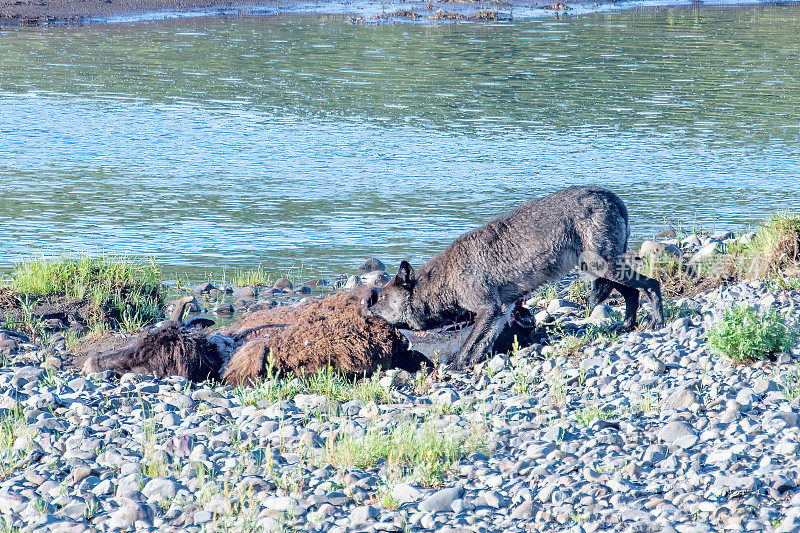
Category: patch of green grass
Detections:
[
  {"x1": 305, "y1": 366, "x2": 388, "y2": 404},
  {"x1": 576, "y1": 405, "x2": 617, "y2": 426},
  {"x1": 10, "y1": 254, "x2": 161, "y2": 303},
  {"x1": 663, "y1": 300, "x2": 697, "y2": 322},
  {"x1": 140, "y1": 415, "x2": 173, "y2": 479},
  {"x1": 0, "y1": 404, "x2": 27, "y2": 450},
  {"x1": 531, "y1": 284, "x2": 559, "y2": 305},
  {"x1": 235, "y1": 359, "x2": 388, "y2": 407},
  {"x1": 2, "y1": 295, "x2": 48, "y2": 344},
  {"x1": 569, "y1": 511, "x2": 589, "y2": 524},
  {"x1": 508, "y1": 336, "x2": 534, "y2": 396},
  {"x1": 594, "y1": 459, "x2": 627, "y2": 475},
  {"x1": 768, "y1": 277, "x2": 800, "y2": 292},
  {"x1": 566, "y1": 279, "x2": 590, "y2": 316},
  {"x1": 706, "y1": 304, "x2": 795, "y2": 364},
  {"x1": 0, "y1": 404, "x2": 29, "y2": 481},
  {"x1": 6, "y1": 255, "x2": 164, "y2": 331},
  {"x1": 547, "y1": 368, "x2": 566, "y2": 408},
  {"x1": 745, "y1": 212, "x2": 800, "y2": 279},
  {"x1": 428, "y1": 402, "x2": 459, "y2": 416},
  {"x1": 325, "y1": 422, "x2": 484, "y2": 487},
  {"x1": 556, "y1": 334, "x2": 590, "y2": 359},
  {"x1": 781, "y1": 366, "x2": 800, "y2": 401},
  {"x1": 0, "y1": 517, "x2": 20, "y2": 533},
  {"x1": 33, "y1": 498, "x2": 48, "y2": 515},
  {"x1": 636, "y1": 391, "x2": 661, "y2": 414},
  {"x1": 64, "y1": 329, "x2": 82, "y2": 349},
  {"x1": 377, "y1": 482, "x2": 400, "y2": 510},
  {"x1": 232, "y1": 265, "x2": 272, "y2": 288},
  {"x1": 230, "y1": 261, "x2": 320, "y2": 289}
]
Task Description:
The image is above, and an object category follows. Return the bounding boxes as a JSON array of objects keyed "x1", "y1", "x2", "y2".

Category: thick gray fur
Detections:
[{"x1": 369, "y1": 185, "x2": 665, "y2": 370}]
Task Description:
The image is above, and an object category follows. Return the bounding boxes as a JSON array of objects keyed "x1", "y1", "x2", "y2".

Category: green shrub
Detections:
[{"x1": 706, "y1": 304, "x2": 793, "y2": 364}]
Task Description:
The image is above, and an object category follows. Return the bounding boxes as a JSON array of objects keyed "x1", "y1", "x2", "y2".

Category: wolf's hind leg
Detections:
[
  {"x1": 582, "y1": 258, "x2": 665, "y2": 331},
  {"x1": 588, "y1": 277, "x2": 614, "y2": 309}
]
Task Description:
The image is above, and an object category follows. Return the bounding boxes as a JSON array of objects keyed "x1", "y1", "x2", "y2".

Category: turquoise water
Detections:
[{"x1": 1, "y1": 7, "x2": 799, "y2": 278}]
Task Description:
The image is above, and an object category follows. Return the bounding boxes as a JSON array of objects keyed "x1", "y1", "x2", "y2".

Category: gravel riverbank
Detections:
[
  {"x1": 0, "y1": 0, "x2": 771, "y2": 25},
  {"x1": 2, "y1": 278, "x2": 800, "y2": 532}
]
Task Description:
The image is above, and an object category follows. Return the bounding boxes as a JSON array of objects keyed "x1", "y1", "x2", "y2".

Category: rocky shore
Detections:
[
  {"x1": 0, "y1": 0, "x2": 755, "y2": 26},
  {"x1": 2, "y1": 272, "x2": 800, "y2": 532}
]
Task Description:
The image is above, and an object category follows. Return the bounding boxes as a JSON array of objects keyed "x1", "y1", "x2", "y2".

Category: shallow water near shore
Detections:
[{"x1": 1, "y1": 6, "x2": 799, "y2": 279}]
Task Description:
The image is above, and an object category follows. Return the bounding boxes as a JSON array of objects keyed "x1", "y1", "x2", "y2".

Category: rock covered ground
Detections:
[
  {"x1": 0, "y1": 0, "x2": 600, "y2": 24},
  {"x1": 1, "y1": 234, "x2": 800, "y2": 532}
]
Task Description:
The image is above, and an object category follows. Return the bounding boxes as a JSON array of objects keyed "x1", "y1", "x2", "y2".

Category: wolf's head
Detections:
[{"x1": 369, "y1": 261, "x2": 425, "y2": 330}]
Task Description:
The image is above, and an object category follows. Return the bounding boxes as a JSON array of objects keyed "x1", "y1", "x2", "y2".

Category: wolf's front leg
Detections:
[{"x1": 453, "y1": 307, "x2": 507, "y2": 370}]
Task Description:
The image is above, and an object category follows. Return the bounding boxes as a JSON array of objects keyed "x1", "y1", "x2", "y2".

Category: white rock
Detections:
[
  {"x1": 641, "y1": 355, "x2": 666, "y2": 373},
  {"x1": 343, "y1": 275, "x2": 362, "y2": 290}
]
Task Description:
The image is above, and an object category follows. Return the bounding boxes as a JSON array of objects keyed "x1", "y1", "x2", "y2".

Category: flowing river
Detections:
[{"x1": 1, "y1": 5, "x2": 799, "y2": 278}]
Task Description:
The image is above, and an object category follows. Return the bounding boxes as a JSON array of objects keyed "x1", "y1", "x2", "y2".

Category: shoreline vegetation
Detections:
[
  {"x1": 0, "y1": 213, "x2": 799, "y2": 531},
  {"x1": 0, "y1": 0, "x2": 777, "y2": 26}
]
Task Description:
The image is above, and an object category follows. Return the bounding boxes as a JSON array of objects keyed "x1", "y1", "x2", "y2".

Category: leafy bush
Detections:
[{"x1": 706, "y1": 304, "x2": 793, "y2": 364}]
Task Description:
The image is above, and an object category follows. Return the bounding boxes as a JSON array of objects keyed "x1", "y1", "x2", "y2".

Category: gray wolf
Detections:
[{"x1": 370, "y1": 185, "x2": 665, "y2": 370}]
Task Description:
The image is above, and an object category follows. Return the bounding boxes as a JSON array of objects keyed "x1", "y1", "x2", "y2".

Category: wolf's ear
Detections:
[{"x1": 396, "y1": 261, "x2": 414, "y2": 288}]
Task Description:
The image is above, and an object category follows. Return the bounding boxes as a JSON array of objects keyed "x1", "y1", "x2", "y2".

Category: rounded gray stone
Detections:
[
  {"x1": 392, "y1": 483, "x2": 423, "y2": 504},
  {"x1": 658, "y1": 421, "x2": 698, "y2": 449},
  {"x1": 359, "y1": 258, "x2": 386, "y2": 273},
  {"x1": 419, "y1": 485, "x2": 464, "y2": 512},
  {"x1": 273, "y1": 278, "x2": 294, "y2": 290}
]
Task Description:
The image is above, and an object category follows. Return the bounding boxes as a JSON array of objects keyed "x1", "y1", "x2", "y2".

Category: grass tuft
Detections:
[
  {"x1": 576, "y1": 405, "x2": 617, "y2": 426},
  {"x1": 235, "y1": 362, "x2": 388, "y2": 407},
  {"x1": 706, "y1": 304, "x2": 794, "y2": 364},
  {"x1": 325, "y1": 422, "x2": 484, "y2": 487},
  {"x1": 566, "y1": 279, "x2": 590, "y2": 316},
  {"x1": 745, "y1": 213, "x2": 800, "y2": 279},
  {"x1": 5, "y1": 255, "x2": 164, "y2": 332},
  {"x1": 781, "y1": 366, "x2": 800, "y2": 401},
  {"x1": 0, "y1": 403, "x2": 29, "y2": 481},
  {"x1": 232, "y1": 265, "x2": 272, "y2": 288}
]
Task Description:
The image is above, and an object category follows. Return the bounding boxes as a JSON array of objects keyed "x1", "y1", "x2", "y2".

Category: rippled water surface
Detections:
[{"x1": 1, "y1": 7, "x2": 799, "y2": 278}]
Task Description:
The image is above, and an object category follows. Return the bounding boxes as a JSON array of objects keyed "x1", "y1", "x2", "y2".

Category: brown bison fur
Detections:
[
  {"x1": 81, "y1": 290, "x2": 430, "y2": 386},
  {"x1": 222, "y1": 288, "x2": 431, "y2": 387},
  {"x1": 81, "y1": 296, "x2": 223, "y2": 382},
  {"x1": 82, "y1": 321, "x2": 223, "y2": 382}
]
